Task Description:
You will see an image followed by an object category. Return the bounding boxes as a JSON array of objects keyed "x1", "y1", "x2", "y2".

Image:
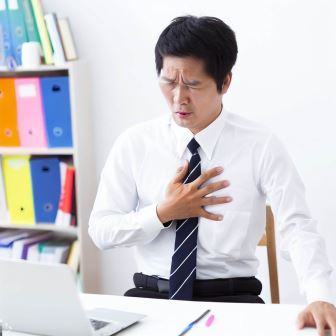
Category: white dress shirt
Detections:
[{"x1": 89, "y1": 109, "x2": 334, "y2": 303}]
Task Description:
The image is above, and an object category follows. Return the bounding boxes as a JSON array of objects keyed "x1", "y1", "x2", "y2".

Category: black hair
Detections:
[{"x1": 155, "y1": 15, "x2": 238, "y2": 92}]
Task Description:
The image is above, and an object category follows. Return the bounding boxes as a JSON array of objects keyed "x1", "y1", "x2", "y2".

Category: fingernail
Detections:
[
  {"x1": 216, "y1": 167, "x2": 224, "y2": 172},
  {"x1": 218, "y1": 215, "x2": 223, "y2": 220},
  {"x1": 227, "y1": 197, "x2": 233, "y2": 202}
]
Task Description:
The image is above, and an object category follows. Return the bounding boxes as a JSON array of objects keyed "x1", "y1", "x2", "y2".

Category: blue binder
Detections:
[
  {"x1": 0, "y1": 0, "x2": 13, "y2": 66},
  {"x1": 6, "y1": 0, "x2": 28, "y2": 65},
  {"x1": 40, "y1": 76, "x2": 73, "y2": 148},
  {"x1": 30, "y1": 157, "x2": 61, "y2": 223}
]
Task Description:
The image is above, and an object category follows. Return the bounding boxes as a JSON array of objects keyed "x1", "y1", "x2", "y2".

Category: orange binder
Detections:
[{"x1": 0, "y1": 78, "x2": 20, "y2": 147}]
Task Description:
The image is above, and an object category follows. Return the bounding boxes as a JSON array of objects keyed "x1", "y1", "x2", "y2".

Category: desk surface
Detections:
[
  {"x1": 83, "y1": 294, "x2": 318, "y2": 336},
  {"x1": 5, "y1": 294, "x2": 324, "y2": 336}
]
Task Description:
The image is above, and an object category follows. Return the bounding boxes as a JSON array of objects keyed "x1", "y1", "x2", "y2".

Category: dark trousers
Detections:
[{"x1": 124, "y1": 273, "x2": 265, "y2": 304}]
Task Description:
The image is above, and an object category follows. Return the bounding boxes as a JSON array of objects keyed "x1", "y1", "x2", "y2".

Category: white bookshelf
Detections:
[
  {"x1": 0, "y1": 61, "x2": 99, "y2": 293},
  {"x1": 0, "y1": 147, "x2": 74, "y2": 155},
  {"x1": 0, "y1": 222, "x2": 78, "y2": 237}
]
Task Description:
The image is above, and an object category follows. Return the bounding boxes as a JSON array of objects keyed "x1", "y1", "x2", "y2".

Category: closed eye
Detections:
[{"x1": 159, "y1": 76, "x2": 202, "y2": 89}]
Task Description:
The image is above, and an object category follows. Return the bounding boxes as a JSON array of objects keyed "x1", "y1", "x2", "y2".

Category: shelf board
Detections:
[
  {"x1": 0, "y1": 147, "x2": 74, "y2": 155},
  {"x1": 0, "y1": 222, "x2": 78, "y2": 236},
  {"x1": 0, "y1": 66, "x2": 69, "y2": 78}
]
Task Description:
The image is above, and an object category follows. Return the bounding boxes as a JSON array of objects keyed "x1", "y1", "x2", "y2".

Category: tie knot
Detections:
[{"x1": 187, "y1": 138, "x2": 200, "y2": 154}]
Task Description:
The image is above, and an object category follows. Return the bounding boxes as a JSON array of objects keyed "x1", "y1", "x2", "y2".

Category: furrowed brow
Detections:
[{"x1": 183, "y1": 79, "x2": 201, "y2": 86}]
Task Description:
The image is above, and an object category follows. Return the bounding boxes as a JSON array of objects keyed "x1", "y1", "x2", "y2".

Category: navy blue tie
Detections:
[{"x1": 169, "y1": 138, "x2": 201, "y2": 300}]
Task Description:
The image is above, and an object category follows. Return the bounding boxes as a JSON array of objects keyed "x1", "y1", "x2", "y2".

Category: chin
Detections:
[{"x1": 172, "y1": 114, "x2": 190, "y2": 127}]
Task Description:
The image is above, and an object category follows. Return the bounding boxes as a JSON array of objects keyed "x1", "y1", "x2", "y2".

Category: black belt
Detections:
[{"x1": 133, "y1": 273, "x2": 262, "y2": 297}]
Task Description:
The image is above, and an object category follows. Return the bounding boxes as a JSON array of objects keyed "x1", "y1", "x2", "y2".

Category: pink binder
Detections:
[{"x1": 14, "y1": 78, "x2": 47, "y2": 147}]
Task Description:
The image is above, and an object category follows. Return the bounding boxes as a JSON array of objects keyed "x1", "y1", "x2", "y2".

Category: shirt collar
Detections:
[{"x1": 169, "y1": 108, "x2": 228, "y2": 160}]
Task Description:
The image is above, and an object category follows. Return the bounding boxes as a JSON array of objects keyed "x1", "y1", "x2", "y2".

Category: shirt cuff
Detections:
[
  {"x1": 304, "y1": 276, "x2": 335, "y2": 304},
  {"x1": 137, "y1": 204, "x2": 165, "y2": 238}
]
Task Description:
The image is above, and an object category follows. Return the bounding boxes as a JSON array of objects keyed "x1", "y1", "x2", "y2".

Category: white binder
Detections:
[{"x1": 0, "y1": 156, "x2": 9, "y2": 222}]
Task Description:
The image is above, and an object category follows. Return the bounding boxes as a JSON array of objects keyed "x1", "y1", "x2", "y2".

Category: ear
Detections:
[{"x1": 221, "y1": 72, "x2": 232, "y2": 94}]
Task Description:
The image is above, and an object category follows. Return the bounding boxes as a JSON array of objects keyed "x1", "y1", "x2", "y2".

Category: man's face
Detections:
[{"x1": 159, "y1": 56, "x2": 231, "y2": 134}]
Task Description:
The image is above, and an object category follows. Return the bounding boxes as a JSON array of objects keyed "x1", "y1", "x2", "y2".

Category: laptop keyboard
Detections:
[{"x1": 90, "y1": 319, "x2": 109, "y2": 331}]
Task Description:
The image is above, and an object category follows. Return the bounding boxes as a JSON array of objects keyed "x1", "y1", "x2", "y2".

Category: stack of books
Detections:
[
  {"x1": 0, "y1": 0, "x2": 77, "y2": 67},
  {"x1": 0, "y1": 229, "x2": 79, "y2": 272}
]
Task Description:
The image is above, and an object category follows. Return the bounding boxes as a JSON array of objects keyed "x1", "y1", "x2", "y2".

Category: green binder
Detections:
[{"x1": 21, "y1": 0, "x2": 40, "y2": 43}]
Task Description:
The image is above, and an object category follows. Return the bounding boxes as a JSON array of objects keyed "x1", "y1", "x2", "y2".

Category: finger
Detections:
[
  {"x1": 296, "y1": 312, "x2": 304, "y2": 329},
  {"x1": 193, "y1": 166, "x2": 224, "y2": 187},
  {"x1": 323, "y1": 313, "x2": 336, "y2": 336},
  {"x1": 328, "y1": 317, "x2": 336, "y2": 336},
  {"x1": 331, "y1": 324, "x2": 336, "y2": 336},
  {"x1": 197, "y1": 180, "x2": 230, "y2": 197},
  {"x1": 314, "y1": 314, "x2": 326, "y2": 336},
  {"x1": 296, "y1": 311, "x2": 308, "y2": 329},
  {"x1": 296, "y1": 310, "x2": 315, "y2": 329},
  {"x1": 200, "y1": 196, "x2": 233, "y2": 206},
  {"x1": 171, "y1": 160, "x2": 189, "y2": 183},
  {"x1": 199, "y1": 208, "x2": 223, "y2": 221}
]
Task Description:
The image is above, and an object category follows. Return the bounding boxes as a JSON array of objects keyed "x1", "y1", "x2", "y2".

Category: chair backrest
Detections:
[{"x1": 258, "y1": 206, "x2": 280, "y2": 303}]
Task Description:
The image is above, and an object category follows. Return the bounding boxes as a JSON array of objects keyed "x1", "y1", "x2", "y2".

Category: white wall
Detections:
[{"x1": 44, "y1": 0, "x2": 336, "y2": 304}]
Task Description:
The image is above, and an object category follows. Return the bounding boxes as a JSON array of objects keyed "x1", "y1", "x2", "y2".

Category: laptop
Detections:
[{"x1": 0, "y1": 259, "x2": 145, "y2": 336}]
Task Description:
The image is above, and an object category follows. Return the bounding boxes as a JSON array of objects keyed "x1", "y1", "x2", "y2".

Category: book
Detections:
[
  {"x1": 55, "y1": 163, "x2": 75, "y2": 227},
  {"x1": 26, "y1": 239, "x2": 39, "y2": 261},
  {"x1": 0, "y1": 229, "x2": 32, "y2": 259},
  {"x1": 27, "y1": 237, "x2": 67, "y2": 262},
  {"x1": 44, "y1": 12, "x2": 65, "y2": 65},
  {"x1": 30, "y1": 0, "x2": 52, "y2": 64},
  {"x1": 21, "y1": 0, "x2": 40, "y2": 43},
  {"x1": 38, "y1": 237, "x2": 71, "y2": 263},
  {"x1": 11, "y1": 230, "x2": 51, "y2": 259},
  {"x1": 67, "y1": 239, "x2": 79, "y2": 273},
  {"x1": 0, "y1": 229, "x2": 20, "y2": 239},
  {"x1": 57, "y1": 17, "x2": 77, "y2": 61}
]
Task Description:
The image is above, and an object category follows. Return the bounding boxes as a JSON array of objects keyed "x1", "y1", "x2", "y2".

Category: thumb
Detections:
[
  {"x1": 297, "y1": 311, "x2": 306, "y2": 329},
  {"x1": 172, "y1": 160, "x2": 188, "y2": 183}
]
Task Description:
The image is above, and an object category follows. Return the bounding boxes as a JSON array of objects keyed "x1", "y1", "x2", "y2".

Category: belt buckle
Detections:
[{"x1": 157, "y1": 279, "x2": 169, "y2": 293}]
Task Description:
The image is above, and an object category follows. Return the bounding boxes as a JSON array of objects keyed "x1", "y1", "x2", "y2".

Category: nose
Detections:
[{"x1": 173, "y1": 84, "x2": 189, "y2": 105}]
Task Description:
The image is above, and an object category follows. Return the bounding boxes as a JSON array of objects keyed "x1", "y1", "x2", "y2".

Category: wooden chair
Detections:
[{"x1": 258, "y1": 206, "x2": 280, "y2": 303}]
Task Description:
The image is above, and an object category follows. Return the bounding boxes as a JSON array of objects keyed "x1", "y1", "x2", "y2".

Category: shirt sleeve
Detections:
[
  {"x1": 259, "y1": 134, "x2": 334, "y2": 304},
  {"x1": 88, "y1": 131, "x2": 164, "y2": 250}
]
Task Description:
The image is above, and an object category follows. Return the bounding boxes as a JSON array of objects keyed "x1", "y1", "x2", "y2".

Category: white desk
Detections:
[{"x1": 5, "y1": 294, "x2": 324, "y2": 336}]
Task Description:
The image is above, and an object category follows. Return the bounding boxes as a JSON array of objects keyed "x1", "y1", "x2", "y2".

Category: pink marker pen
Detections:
[{"x1": 205, "y1": 314, "x2": 215, "y2": 327}]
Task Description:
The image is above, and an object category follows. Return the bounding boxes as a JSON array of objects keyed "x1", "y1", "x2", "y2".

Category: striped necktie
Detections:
[{"x1": 169, "y1": 138, "x2": 201, "y2": 300}]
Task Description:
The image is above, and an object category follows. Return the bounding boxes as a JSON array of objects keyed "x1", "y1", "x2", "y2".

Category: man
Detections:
[{"x1": 89, "y1": 15, "x2": 336, "y2": 334}]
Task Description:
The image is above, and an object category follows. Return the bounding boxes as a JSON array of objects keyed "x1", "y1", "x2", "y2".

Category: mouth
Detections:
[{"x1": 175, "y1": 111, "x2": 192, "y2": 118}]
